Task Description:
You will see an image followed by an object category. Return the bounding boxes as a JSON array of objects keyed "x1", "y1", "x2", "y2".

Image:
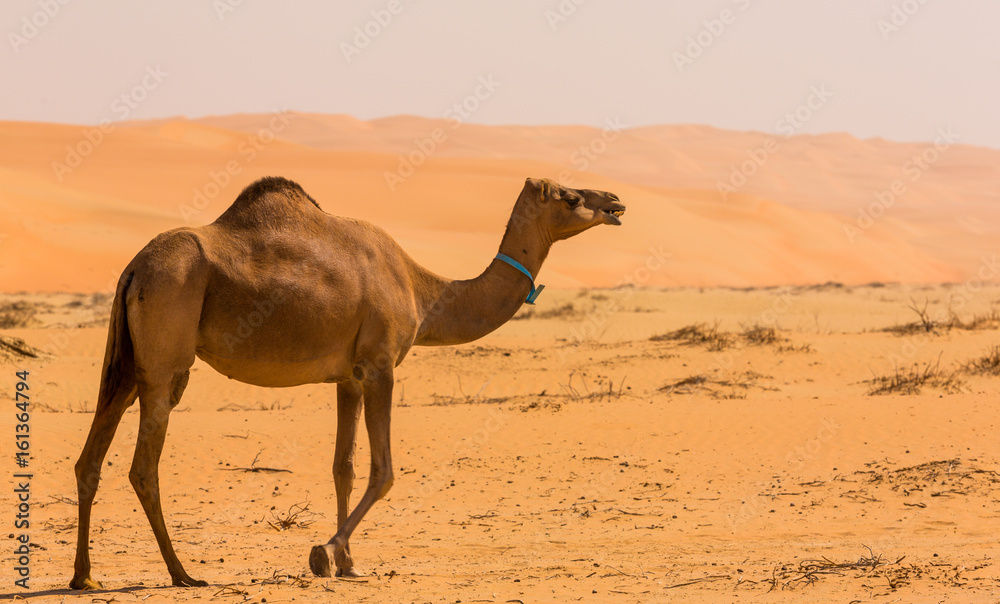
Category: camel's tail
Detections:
[{"x1": 95, "y1": 271, "x2": 136, "y2": 413}]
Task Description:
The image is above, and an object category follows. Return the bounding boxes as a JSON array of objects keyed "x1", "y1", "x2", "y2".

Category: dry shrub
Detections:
[
  {"x1": 512, "y1": 302, "x2": 577, "y2": 321},
  {"x1": 866, "y1": 357, "x2": 963, "y2": 395},
  {"x1": 741, "y1": 323, "x2": 782, "y2": 346},
  {"x1": 268, "y1": 502, "x2": 317, "y2": 531},
  {"x1": 0, "y1": 301, "x2": 38, "y2": 329},
  {"x1": 880, "y1": 298, "x2": 938, "y2": 335},
  {"x1": 0, "y1": 335, "x2": 47, "y2": 363},
  {"x1": 650, "y1": 322, "x2": 732, "y2": 351},
  {"x1": 661, "y1": 370, "x2": 775, "y2": 399},
  {"x1": 961, "y1": 345, "x2": 1000, "y2": 375}
]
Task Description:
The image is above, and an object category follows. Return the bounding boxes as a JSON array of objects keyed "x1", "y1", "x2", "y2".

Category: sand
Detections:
[{"x1": 1, "y1": 284, "x2": 999, "y2": 602}]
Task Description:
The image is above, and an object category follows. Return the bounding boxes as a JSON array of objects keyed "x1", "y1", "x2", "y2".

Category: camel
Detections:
[{"x1": 70, "y1": 176, "x2": 625, "y2": 589}]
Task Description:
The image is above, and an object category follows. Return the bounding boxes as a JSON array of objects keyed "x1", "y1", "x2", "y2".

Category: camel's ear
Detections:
[
  {"x1": 526, "y1": 178, "x2": 579, "y2": 207},
  {"x1": 539, "y1": 179, "x2": 582, "y2": 208},
  {"x1": 525, "y1": 177, "x2": 552, "y2": 203}
]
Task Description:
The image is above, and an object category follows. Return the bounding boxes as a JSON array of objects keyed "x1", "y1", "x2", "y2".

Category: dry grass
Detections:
[
  {"x1": 880, "y1": 298, "x2": 938, "y2": 335},
  {"x1": 961, "y1": 345, "x2": 1000, "y2": 376},
  {"x1": 766, "y1": 547, "x2": 900, "y2": 592},
  {"x1": 881, "y1": 298, "x2": 1000, "y2": 335},
  {"x1": 650, "y1": 322, "x2": 733, "y2": 351},
  {"x1": 0, "y1": 301, "x2": 39, "y2": 329},
  {"x1": 651, "y1": 321, "x2": 799, "y2": 352},
  {"x1": 661, "y1": 370, "x2": 775, "y2": 399},
  {"x1": 866, "y1": 357, "x2": 964, "y2": 395},
  {"x1": 0, "y1": 334, "x2": 49, "y2": 364},
  {"x1": 740, "y1": 323, "x2": 783, "y2": 346},
  {"x1": 428, "y1": 375, "x2": 507, "y2": 406},
  {"x1": 950, "y1": 309, "x2": 1000, "y2": 331},
  {"x1": 512, "y1": 302, "x2": 579, "y2": 321}
]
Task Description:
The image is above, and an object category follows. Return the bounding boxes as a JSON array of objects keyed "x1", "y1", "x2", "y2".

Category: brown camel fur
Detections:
[{"x1": 70, "y1": 176, "x2": 625, "y2": 589}]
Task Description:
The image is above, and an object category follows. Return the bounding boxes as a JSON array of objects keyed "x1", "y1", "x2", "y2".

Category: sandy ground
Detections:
[{"x1": 2, "y1": 285, "x2": 999, "y2": 602}]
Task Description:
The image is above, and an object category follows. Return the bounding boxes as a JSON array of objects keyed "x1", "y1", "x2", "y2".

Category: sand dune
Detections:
[{"x1": 2, "y1": 114, "x2": 999, "y2": 292}]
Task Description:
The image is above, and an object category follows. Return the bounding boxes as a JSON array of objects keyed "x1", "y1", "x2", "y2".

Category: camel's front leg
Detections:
[
  {"x1": 331, "y1": 379, "x2": 363, "y2": 576},
  {"x1": 310, "y1": 366, "x2": 394, "y2": 577}
]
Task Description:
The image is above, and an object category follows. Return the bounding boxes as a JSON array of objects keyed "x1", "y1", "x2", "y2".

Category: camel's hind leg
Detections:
[
  {"x1": 119, "y1": 227, "x2": 207, "y2": 586},
  {"x1": 130, "y1": 370, "x2": 207, "y2": 587},
  {"x1": 70, "y1": 385, "x2": 138, "y2": 590},
  {"x1": 330, "y1": 379, "x2": 363, "y2": 577}
]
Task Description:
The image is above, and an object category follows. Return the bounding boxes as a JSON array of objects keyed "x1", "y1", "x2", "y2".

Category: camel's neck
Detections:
[{"x1": 413, "y1": 201, "x2": 553, "y2": 346}]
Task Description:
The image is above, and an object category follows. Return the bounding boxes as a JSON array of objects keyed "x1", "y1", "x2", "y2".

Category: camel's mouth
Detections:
[{"x1": 602, "y1": 207, "x2": 626, "y2": 225}]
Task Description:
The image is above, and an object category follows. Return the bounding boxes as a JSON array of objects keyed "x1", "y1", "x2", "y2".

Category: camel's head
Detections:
[{"x1": 520, "y1": 178, "x2": 625, "y2": 241}]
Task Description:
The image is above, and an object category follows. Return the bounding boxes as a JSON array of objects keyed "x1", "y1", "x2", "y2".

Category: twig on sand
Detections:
[
  {"x1": 259, "y1": 569, "x2": 312, "y2": 587},
  {"x1": 226, "y1": 451, "x2": 292, "y2": 473},
  {"x1": 604, "y1": 564, "x2": 639, "y2": 578},
  {"x1": 267, "y1": 502, "x2": 317, "y2": 531},
  {"x1": 664, "y1": 574, "x2": 731, "y2": 589},
  {"x1": 468, "y1": 511, "x2": 499, "y2": 520},
  {"x1": 325, "y1": 577, "x2": 370, "y2": 587},
  {"x1": 213, "y1": 584, "x2": 250, "y2": 597}
]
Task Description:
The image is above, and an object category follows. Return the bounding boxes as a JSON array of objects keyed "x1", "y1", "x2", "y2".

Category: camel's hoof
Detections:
[
  {"x1": 336, "y1": 567, "x2": 362, "y2": 578},
  {"x1": 310, "y1": 544, "x2": 335, "y2": 577},
  {"x1": 172, "y1": 575, "x2": 209, "y2": 587},
  {"x1": 69, "y1": 576, "x2": 103, "y2": 591}
]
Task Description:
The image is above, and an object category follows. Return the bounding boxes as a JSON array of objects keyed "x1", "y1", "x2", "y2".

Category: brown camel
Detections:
[{"x1": 70, "y1": 176, "x2": 625, "y2": 589}]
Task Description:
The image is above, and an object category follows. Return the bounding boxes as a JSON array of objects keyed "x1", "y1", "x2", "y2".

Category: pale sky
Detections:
[{"x1": 4, "y1": 1, "x2": 998, "y2": 148}]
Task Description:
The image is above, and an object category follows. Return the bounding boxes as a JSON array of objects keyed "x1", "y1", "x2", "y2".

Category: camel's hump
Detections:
[
  {"x1": 214, "y1": 176, "x2": 324, "y2": 226},
  {"x1": 233, "y1": 176, "x2": 321, "y2": 209}
]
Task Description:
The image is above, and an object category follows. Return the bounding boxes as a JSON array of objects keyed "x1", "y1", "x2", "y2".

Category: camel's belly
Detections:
[{"x1": 195, "y1": 347, "x2": 353, "y2": 388}]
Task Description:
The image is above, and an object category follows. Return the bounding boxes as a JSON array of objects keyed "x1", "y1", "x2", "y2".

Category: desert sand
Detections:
[
  {"x1": 2, "y1": 284, "x2": 999, "y2": 602},
  {"x1": 1, "y1": 116, "x2": 999, "y2": 602}
]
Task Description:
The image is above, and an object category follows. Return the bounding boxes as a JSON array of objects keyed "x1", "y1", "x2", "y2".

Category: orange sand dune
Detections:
[{"x1": 2, "y1": 114, "x2": 998, "y2": 292}]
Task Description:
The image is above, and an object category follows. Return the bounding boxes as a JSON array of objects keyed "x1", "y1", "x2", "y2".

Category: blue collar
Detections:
[{"x1": 495, "y1": 253, "x2": 545, "y2": 305}]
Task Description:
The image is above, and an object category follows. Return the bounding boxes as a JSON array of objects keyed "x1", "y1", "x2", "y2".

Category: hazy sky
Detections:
[{"x1": 4, "y1": 1, "x2": 997, "y2": 147}]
